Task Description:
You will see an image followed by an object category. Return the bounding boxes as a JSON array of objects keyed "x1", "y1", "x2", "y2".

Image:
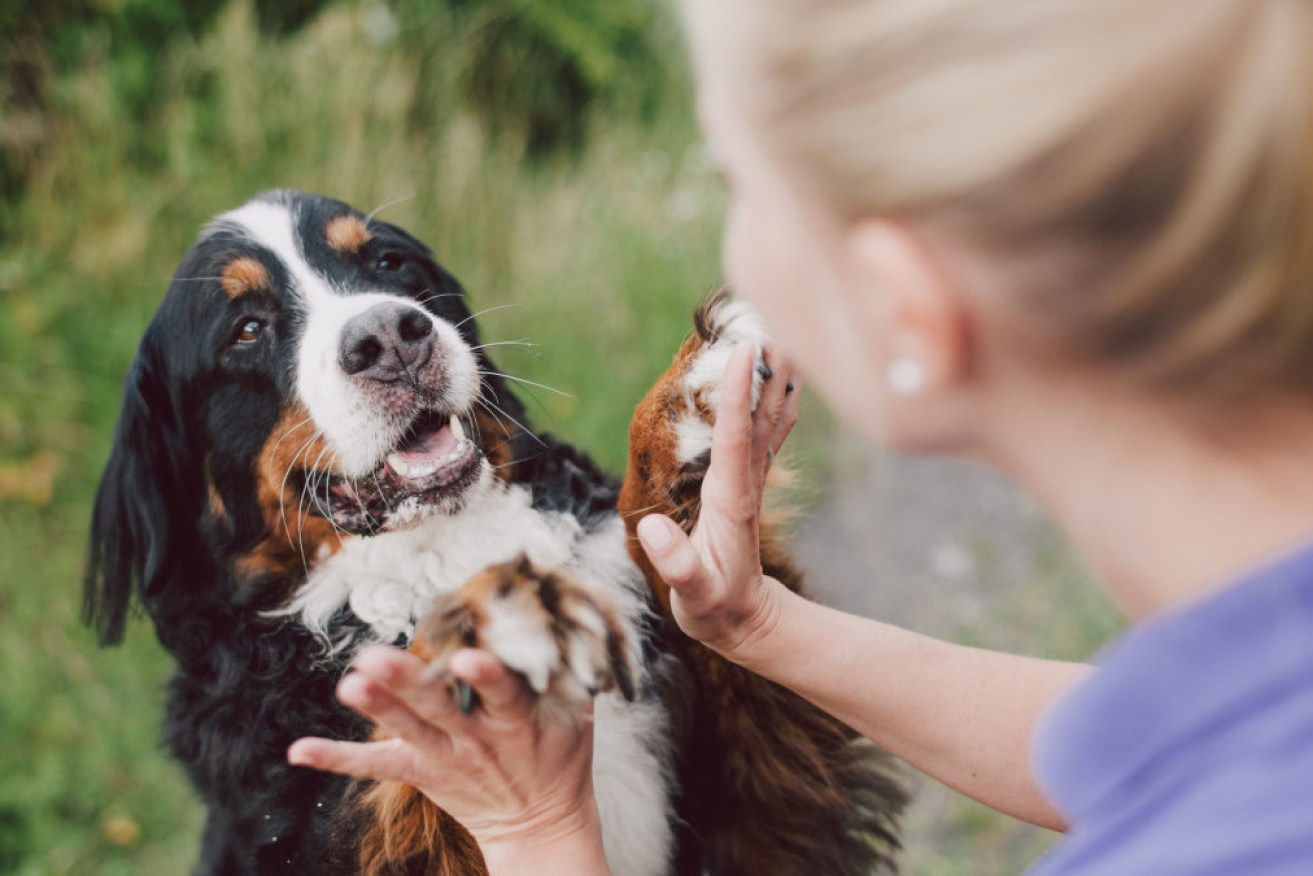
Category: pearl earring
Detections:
[{"x1": 887, "y1": 358, "x2": 926, "y2": 396}]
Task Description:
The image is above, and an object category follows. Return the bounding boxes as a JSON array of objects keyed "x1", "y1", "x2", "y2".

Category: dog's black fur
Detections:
[{"x1": 84, "y1": 192, "x2": 621, "y2": 873}]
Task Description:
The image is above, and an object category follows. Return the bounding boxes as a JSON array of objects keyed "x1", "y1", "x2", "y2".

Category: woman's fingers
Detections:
[
  {"x1": 706, "y1": 345, "x2": 798, "y2": 504},
  {"x1": 449, "y1": 649, "x2": 537, "y2": 724},
  {"x1": 753, "y1": 348, "x2": 792, "y2": 467},
  {"x1": 288, "y1": 735, "x2": 427, "y2": 785},
  {"x1": 707, "y1": 345, "x2": 758, "y2": 493},
  {"x1": 637, "y1": 514, "x2": 708, "y2": 597},
  {"x1": 351, "y1": 645, "x2": 464, "y2": 725},
  {"x1": 336, "y1": 671, "x2": 456, "y2": 754},
  {"x1": 771, "y1": 372, "x2": 801, "y2": 455}
]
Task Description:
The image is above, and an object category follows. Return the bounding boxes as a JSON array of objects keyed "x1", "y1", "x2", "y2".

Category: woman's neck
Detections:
[{"x1": 982, "y1": 379, "x2": 1313, "y2": 620}]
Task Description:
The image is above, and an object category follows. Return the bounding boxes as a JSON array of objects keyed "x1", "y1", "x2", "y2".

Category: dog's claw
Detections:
[
  {"x1": 455, "y1": 679, "x2": 478, "y2": 715},
  {"x1": 756, "y1": 361, "x2": 773, "y2": 381}
]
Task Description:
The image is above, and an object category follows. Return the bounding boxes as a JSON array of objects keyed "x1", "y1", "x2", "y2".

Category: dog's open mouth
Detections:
[{"x1": 312, "y1": 410, "x2": 483, "y2": 533}]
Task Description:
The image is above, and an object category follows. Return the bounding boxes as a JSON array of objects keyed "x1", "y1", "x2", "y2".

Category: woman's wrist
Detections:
[
  {"x1": 477, "y1": 798, "x2": 611, "y2": 876},
  {"x1": 716, "y1": 575, "x2": 799, "y2": 673}
]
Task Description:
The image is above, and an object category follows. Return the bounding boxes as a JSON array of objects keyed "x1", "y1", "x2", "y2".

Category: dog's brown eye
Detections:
[
  {"x1": 377, "y1": 252, "x2": 406, "y2": 272},
  {"x1": 235, "y1": 319, "x2": 265, "y2": 345}
]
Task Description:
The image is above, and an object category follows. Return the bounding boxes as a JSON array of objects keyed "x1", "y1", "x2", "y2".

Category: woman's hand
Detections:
[
  {"x1": 287, "y1": 646, "x2": 611, "y2": 874},
  {"x1": 636, "y1": 344, "x2": 800, "y2": 665}
]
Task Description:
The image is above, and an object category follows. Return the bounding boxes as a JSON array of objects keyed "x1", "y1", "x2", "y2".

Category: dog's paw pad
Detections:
[{"x1": 412, "y1": 555, "x2": 634, "y2": 709}]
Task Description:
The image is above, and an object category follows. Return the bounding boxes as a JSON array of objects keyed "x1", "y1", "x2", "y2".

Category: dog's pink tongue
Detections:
[{"x1": 393, "y1": 423, "x2": 456, "y2": 464}]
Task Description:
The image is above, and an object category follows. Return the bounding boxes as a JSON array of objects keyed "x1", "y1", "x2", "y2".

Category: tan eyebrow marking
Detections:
[
  {"x1": 220, "y1": 257, "x2": 271, "y2": 300},
  {"x1": 325, "y1": 215, "x2": 373, "y2": 254}
]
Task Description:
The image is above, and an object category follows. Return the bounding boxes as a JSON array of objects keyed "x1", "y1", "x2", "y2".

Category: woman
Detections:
[{"x1": 289, "y1": 0, "x2": 1313, "y2": 872}]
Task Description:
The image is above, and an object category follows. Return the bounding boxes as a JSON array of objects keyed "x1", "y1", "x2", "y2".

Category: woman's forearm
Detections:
[{"x1": 736, "y1": 583, "x2": 1086, "y2": 831}]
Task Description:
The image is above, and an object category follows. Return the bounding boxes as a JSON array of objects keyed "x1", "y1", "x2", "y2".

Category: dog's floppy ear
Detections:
[{"x1": 84, "y1": 334, "x2": 205, "y2": 646}]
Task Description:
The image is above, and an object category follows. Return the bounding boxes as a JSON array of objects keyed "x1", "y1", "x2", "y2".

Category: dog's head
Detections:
[{"x1": 85, "y1": 190, "x2": 530, "y2": 646}]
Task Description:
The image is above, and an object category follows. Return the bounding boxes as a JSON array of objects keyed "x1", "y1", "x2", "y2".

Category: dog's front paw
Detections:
[
  {"x1": 621, "y1": 288, "x2": 774, "y2": 538},
  {"x1": 410, "y1": 554, "x2": 635, "y2": 711},
  {"x1": 672, "y1": 288, "x2": 773, "y2": 469}
]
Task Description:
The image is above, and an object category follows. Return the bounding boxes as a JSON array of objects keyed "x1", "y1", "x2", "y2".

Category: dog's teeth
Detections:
[
  {"x1": 449, "y1": 416, "x2": 466, "y2": 442},
  {"x1": 387, "y1": 454, "x2": 438, "y2": 480}
]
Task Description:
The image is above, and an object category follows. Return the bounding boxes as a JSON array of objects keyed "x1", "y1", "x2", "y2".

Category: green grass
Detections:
[{"x1": 0, "y1": 2, "x2": 1124, "y2": 873}]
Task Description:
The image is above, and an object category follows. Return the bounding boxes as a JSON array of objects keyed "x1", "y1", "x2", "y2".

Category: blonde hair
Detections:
[{"x1": 696, "y1": 0, "x2": 1313, "y2": 399}]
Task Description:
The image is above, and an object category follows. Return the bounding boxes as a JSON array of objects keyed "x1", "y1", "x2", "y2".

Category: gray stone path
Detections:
[
  {"x1": 795, "y1": 450, "x2": 1056, "y2": 631},
  {"x1": 791, "y1": 446, "x2": 1077, "y2": 872}
]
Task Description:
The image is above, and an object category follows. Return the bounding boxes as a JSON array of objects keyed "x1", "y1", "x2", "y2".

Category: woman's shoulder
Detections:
[{"x1": 1029, "y1": 540, "x2": 1313, "y2": 873}]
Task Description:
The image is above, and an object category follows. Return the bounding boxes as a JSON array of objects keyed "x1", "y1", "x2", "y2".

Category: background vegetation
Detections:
[{"x1": 0, "y1": 2, "x2": 1118, "y2": 873}]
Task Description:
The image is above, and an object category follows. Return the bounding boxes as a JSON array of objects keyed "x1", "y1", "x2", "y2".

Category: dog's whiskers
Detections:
[
  {"x1": 474, "y1": 394, "x2": 546, "y2": 448},
  {"x1": 469, "y1": 339, "x2": 535, "y2": 352},
  {"x1": 454, "y1": 302, "x2": 523, "y2": 330},
  {"x1": 319, "y1": 453, "x2": 350, "y2": 549},
  {"x1": 415, "y1": 287, "x2": 463, "y2": 308},
  {"x1": 296, "y1": 443, "x2": 337, "y2": 573},
  {"x1": 277, "y1": 427, "x2": 324, "y2": 548},
  {"x1": 370, "y1": 468, "x2": 393, "y2": 517},
  {"x1": 478, "y1": 368, "x2": 574, "y2": 400},
  {"x1": 363, "y1": 193, "x2": 416, "y2": 226}
]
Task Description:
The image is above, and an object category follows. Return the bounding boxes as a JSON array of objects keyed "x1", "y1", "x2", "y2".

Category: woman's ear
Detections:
[
  {"x1": 842, "y1": 219, "x2": 974, "y2": 399},
  {"x1": 833, "y1": 218, "x2": 984, "y2": 451}
]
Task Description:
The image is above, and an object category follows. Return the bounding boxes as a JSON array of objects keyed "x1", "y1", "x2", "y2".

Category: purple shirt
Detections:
[{"x1": 1028, "y1": 542, "x2": 1313, "y2": 874}]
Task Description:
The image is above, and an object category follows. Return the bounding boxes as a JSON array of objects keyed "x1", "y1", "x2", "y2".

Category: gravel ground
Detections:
[
  {"x1": 795, "y1": 450, "x2": 1056, "y2": 632},
  {"x1": 789, "y1": 441, "x2": 1113, "y2": 874}
]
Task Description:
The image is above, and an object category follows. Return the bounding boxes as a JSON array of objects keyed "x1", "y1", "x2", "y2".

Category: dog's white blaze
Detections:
[
  {"x1": 212, "y1": 194, "x2": 480, "y2": 476},
  {"x1": 209, "y1": 197, "x2": 320, "y2": 299}
]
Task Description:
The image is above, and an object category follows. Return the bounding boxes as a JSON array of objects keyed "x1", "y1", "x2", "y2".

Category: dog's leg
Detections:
[
  {"x1": 619, "y1": 289, "x2": 906, "y2": 876},
  {"x1": 357, "y1": 556, "x2": 634, "y2": 876}
]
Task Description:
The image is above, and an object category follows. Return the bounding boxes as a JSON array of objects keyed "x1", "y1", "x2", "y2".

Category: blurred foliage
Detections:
[
  {"x1": 0, "y1": 0, "x2": 672, "y2": 237},
  {"x1": 399, "y1": 0, "x2": 669, "y2": 155}
]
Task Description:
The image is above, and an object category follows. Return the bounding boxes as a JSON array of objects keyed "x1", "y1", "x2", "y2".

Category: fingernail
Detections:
[
  {"x1": 449, "y1": 649, "x2": 480, "y2": 678},
  {"x1": 637, "y1": 515, "x2": 674, "y2": 553}
]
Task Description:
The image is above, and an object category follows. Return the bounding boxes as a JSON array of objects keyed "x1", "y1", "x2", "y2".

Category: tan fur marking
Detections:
[
  {"x1": 326, "y1": 215, "x2": 373, "y2": 254},
  {"x1": 220, "y1": 257, "x2": 270, "y2": 300},
  {"x1": 471, "y1": 410, "x2": 517, "y2": 479},
  {"x1": 207, "y1": 480, "x2": 226, "y2": 520},
  {"x1": 233, "y1": 404, "x2": 345, "y2": 593}
]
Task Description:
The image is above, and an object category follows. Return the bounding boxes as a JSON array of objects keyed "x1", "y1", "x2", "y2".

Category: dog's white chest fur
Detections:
[
  {"x1": 284, "y1": 480, "x2": 675, "y2": 876},
  {"x1": 292, "y1": 477, "x2": 586, "y2": 645}
]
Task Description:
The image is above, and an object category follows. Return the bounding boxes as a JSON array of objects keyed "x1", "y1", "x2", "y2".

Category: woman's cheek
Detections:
[
  {"x1": 724, "y1": 196, "x2": 847, "y2": 366},
  {"x1": 723, "y1": 195, "x2": 811, "y2": 347}
]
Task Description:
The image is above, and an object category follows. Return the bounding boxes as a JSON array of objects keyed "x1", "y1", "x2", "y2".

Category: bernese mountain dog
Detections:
[{"x1": 84, "y1": 190, "x2": 905, "y2": 875}]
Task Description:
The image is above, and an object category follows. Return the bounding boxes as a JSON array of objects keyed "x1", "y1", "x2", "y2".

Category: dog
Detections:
[{"x1": 84, "y1": 189, "x2": 905, "y2": 875}]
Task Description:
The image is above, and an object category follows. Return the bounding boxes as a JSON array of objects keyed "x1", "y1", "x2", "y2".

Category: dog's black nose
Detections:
[{"x1": 339, "y1": 302, "x2": 435, "y2": 379}]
